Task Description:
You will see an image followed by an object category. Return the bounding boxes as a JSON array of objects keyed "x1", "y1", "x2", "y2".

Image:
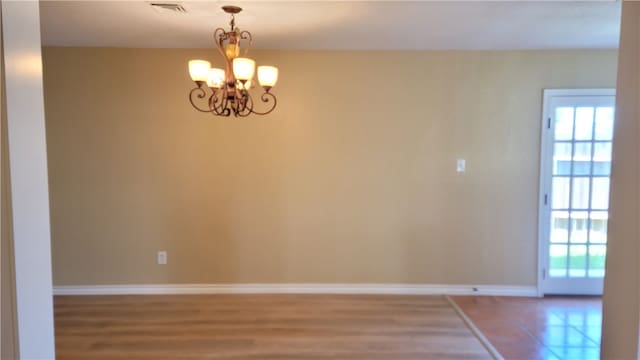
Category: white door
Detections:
[{"x1": 539, "y1": 89, "x2": 616, "y2": 295}]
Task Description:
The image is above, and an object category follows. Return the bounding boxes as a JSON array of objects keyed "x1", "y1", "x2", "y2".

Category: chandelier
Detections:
[{"x1": 188, "y1": 5, "x2": 279, "y2": 117}]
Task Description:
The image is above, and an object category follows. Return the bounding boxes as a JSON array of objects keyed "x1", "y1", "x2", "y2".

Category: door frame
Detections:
[{"x1": 537, "y1": 88, "x2": 616, "y2": 296}]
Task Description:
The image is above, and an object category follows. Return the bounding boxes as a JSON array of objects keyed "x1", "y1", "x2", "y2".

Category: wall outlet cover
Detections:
[{"x1": 157, "y1": 251, "x2": 167, "y2": 265}]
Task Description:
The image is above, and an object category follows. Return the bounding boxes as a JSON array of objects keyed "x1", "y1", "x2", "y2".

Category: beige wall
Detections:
[
  {"x1": 42, "y1": 47, "x2": 617, "y2": 286},
  {"x1": 601, "y1": 1, "x2": 640, "y2": 358}
]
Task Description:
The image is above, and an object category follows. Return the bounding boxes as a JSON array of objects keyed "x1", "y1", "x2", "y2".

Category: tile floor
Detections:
[{"x1": 450, "y1": 296, "x2": 601, "y2": 360}]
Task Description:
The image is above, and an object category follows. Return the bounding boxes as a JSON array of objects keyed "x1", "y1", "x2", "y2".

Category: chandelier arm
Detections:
[
  {"x1": 223, "y1": 90, "x2": 233, "y2": 116},
  {"x1": 237, "y1": 92, "x2": 253, "y2": 117},
  {"x1": 241, "y1": 91, "x2": 251, "y2": 114},
  {"x1": 228, "y1": 92, "x2": 237, "y2": 117},
  {"x1": 209, "y1": 90, "x2": 225, "y2": 115},
  {"x1": 221, "y1": 89, "x2": 232, "y2": 117},
  {"x1": 189, "y1": 87, "x2": 218, "y2": 113},
  {"x1": 215, "y1": 88, "x2": 230, "y2": 117},
  {"x1": 248, "y1": 92, "x2": 277, "y2": 115},
  {"x1": 208, "y1": 92, "x2": 217, "y2": 111},
  {"x1": 209, "y1": 92, "x2": 226, "y2": 116},
  {"x1": 213, "y1": 28, "x2": 229, "y2": 60},
  {"x1": 239, "y1": 31, "x2": 253, "y2": 56},
  {"x1": 235, "y1": 94, "x2": 244, "y2": 117}
]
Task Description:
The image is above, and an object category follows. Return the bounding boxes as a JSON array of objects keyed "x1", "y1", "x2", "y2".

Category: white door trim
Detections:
[
  {"x1": 2, "y1": 2, "x2": 56, "y2": 358},
  {"x1": 537, "y1": 88, "x2": 616, "y2": 296}
]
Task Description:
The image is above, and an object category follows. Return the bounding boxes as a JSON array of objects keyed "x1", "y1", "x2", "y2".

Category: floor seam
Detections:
[{"x1": 444, "y1": 295, "x2": 504, "y2": 360}]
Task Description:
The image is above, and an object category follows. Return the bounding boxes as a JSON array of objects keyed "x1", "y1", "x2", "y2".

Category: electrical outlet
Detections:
[
  {"x1": 456, "y1": 159, "x2": 466, "y2": 173},
  {"x1": 157, "y1": 251, "x2": 167, "y2": 265}
]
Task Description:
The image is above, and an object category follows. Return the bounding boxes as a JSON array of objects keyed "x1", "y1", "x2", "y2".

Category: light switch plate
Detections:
[{"x1": 456, "y1": 159, "x2": 466, "y2": 173}]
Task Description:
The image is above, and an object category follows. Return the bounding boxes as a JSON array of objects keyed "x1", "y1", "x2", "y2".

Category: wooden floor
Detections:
[{"x1": 55, "y1": 294, "x2": 491, "y2": 359}]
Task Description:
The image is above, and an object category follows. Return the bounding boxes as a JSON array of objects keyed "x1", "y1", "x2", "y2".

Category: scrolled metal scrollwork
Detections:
[
  {"x1": 213, "y1": 28, "x2": 228, "y2": 60},
  {"x1": 249, "y1": 92, "x2": 277, "y2": 115},
  {"x1": 239, "y1": 31, "x2": 253, "y2": 56},
  {"x1": 189, "y1": 87, "x2": 215, "y2": 113}
]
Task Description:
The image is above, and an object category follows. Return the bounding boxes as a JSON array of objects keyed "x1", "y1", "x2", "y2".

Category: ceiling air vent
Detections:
[{"x1": 150, "y1": 2, "x2": 187, "y2": 14}]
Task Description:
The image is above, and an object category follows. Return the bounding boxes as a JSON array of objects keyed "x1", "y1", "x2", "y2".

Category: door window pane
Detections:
[
  {"x1": 593, "y1": 142, "x2": 612, "y2": 161},
  {"x1": 590, "y1": 211, "x2": 608, "y2": 244},
  {"x1": 591, "y1": 178, "x2": 610, "y2": 210},
  {"x1": 552, "y1": 177, "x2": 570, "y2": 209},
  {"x1": 593, "y1": 142, "x2": 612, "y2": 176},
  {"x1": 573, "y1": 143, "x2": 592, "y2": 160},
  {"x1": 575, "y1": 107, "x2": 595, "y2": 140},
  {"x1": 570, "y1": 211, "x2": 589, "y2": 243},
  {"x1": 573, "y1": 143, "x2": 592, "y2": 175},
  {"x1": 588, "y1": 245, "x2": 606, "y2": 278},
  {"x1": 595, "y1": 107, "x2": 614, "y2": 140},
  {"x1": 551, "y1": 211, "x2": 569, "y2": 243},
  {"x1": 555, "y1": 107, "x2": 575, "y2": 141},
  {"x1": 553, "y1": 142, "x2": 573, "y2": 175},
  {"x1": 569, "y1": 245, "x2": 587, "y2": 277},
  {"x1": 572, "y1": 178, "x2": 590, "y2": 209},
  {"x1": 549, "y1": 244, "x2": 568, "y2": 277},
  {"x1": 573, "y1": 162, "x2": 591, "y2": 176},
  {"x1": 593, "y1": 162, "x2": 611, "y2": 176}
]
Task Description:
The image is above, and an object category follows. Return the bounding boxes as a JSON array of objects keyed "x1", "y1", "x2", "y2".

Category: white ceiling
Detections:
[{"x1": 39, "y1": 1, "x2": 622, "y2": 50}]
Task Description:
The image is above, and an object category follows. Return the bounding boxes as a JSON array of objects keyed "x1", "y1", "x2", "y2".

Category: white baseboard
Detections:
[{"x1": 53, "y1": 283, "x2": 538, "y2": 297}]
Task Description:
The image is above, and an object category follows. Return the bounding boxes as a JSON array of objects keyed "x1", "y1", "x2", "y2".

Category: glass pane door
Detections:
[{"x1": 540, "y1": 90, "x2": 615, "y2": 295}]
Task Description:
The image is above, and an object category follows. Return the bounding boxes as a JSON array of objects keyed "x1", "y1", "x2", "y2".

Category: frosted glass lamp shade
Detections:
[
  {"x1": 258, "y1": 66, "x2": 278, "y2": 88},
  {"x1": 232, "y1": 58, "x2": 255, "y2": 81},
  {"x1": 206, "y1": 68, "x2": 226, "y2": 88},
  {"x1": 189, "y1": 60, "x2": 211, "y2": 82}
]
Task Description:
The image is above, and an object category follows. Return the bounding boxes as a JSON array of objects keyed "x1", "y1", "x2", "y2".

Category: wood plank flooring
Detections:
[{"x1": 54, "y1": 294, "x2": 491, "y2": 359}]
